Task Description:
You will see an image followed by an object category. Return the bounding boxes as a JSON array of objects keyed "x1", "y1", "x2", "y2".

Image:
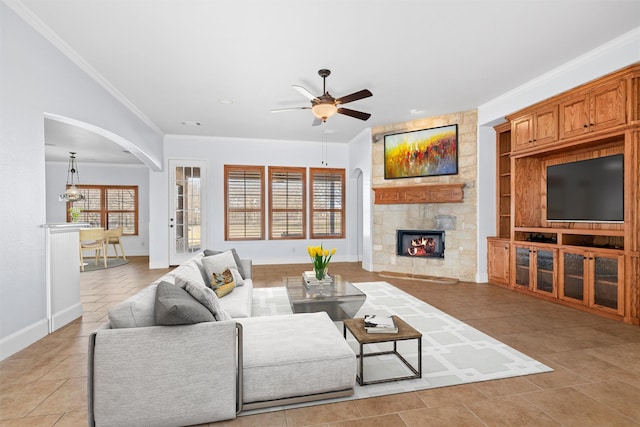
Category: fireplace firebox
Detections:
[{"x1": 397, "y1": 230, "x2": 445, "y2": 258}]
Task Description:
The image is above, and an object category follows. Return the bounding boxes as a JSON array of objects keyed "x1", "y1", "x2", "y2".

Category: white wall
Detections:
[
  {"x1": 0, "y1": 3, "x2": 162, "y2": 360},
  {"x1": 348, "y1": 128, "x2": 374, "y2": 270},
  {"x1": 45, "y1": 162, "x2": 150, "y2": 256},
  {"x1": 474, "y1": 27, "x2": 640, "y2": 283},
  {"x1": 149, "y1": 135, "x2": 352, "y2": 267}
]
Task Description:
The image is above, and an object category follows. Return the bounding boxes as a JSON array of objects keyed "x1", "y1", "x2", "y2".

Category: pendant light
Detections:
[{"x1": 60, "y1": 152, "x2": 85, "y2": 202}]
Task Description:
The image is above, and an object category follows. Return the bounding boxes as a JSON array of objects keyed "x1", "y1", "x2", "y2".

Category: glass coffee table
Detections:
[{"x1": 284, "y1": 275, "x2": 366, "y2": 321}]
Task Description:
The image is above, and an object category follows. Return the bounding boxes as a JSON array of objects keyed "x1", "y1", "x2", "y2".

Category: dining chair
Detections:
[
  {"x1": 106, "y1": 226, "x2": 126, "y2": 260},
  {"x1": 79, "y1": 228, "x2": 107, "y2": 271}
]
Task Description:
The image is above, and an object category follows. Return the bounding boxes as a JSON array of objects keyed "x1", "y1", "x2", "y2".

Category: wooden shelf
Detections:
[{"x1": 373, "y1": 183, "x2": 464, "y2": 205}]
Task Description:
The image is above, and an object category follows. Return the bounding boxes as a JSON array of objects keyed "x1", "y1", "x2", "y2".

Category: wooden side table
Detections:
[{"x1": 343, "y1": 315, "x2": 422, "y2": 385}]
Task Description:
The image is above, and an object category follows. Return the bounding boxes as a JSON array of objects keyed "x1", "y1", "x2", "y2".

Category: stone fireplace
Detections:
[
  {"x1": 370, "y1": 110, "x2": 478, "y2": 281},
  {"x1": 397, "y1": 230, "x2": 445, "y2": 258}
]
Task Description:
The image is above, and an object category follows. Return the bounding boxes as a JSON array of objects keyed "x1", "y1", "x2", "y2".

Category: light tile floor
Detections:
[{"x1": 2, "y1": 257, "x2": 640, "y2": 426}]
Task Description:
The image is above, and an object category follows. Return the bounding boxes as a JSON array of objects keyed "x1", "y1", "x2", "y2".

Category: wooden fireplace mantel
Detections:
[{"x1": 373, "y1": 183, "x2": 464, "y2": 204}]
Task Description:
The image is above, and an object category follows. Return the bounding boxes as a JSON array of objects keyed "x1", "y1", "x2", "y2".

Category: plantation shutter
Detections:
[
  {"x1": 310, "y1": 168, "x2": 345, "y2": 239},
  {"x1": 225, "y1": 165, "x2": 265, "y2": 240},
  {"x1": 269, "y1": 167, "x2": 306, "y2": 239}
]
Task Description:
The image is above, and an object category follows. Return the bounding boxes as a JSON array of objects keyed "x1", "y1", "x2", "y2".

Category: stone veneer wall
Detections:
[{"x1": 371, "y1": 110, "x2": 478, "y2": 281}]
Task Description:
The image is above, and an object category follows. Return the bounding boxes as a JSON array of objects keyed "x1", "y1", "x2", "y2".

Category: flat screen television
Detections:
[{"x1": 546, "y1": 154, "x2": 624, "y2": 223}]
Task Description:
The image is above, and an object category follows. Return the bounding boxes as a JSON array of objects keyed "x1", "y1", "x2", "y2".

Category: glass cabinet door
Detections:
[
  {"x1": 593, "y1": 256, "x2": 619, "y2": 311},
  {"x1": 535, "y1": 249, "x2": 555, "y2": 295},
  {"x1": 562, "y1": 251, "x2": 586, "y2": 302},
  {"x1": 514, "y1": 246, "x2": 531, "y2": 289}
]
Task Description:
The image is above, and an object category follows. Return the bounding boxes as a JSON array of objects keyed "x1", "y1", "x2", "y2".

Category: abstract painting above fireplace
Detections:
[{"x1": 397, "y1": 230, "x2": 445, "y2": 258}]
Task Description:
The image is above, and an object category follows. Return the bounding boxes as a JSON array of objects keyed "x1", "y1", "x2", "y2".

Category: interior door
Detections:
[{"x1": 169, "y1": 160, "x2": 206, "y2": 265}]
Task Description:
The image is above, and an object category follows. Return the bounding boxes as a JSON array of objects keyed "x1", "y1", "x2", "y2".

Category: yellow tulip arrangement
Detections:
[{"x1": 307, "y1": 245, "x2": 337, "y2": 280}]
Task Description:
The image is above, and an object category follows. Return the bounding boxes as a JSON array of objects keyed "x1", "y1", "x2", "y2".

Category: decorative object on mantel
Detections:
[
  {"x1": 384, "y1": 124, "x2": 458, "y2": 179},
  {"x1": 373, "y1": 183, "x2": 464, "y2": 204},
  {"x1": 307, "y1": 245, "x2": 336, "y2": 281},
  {"x1": 59, "y1": 152, "x2": 85, "y2": 202}
]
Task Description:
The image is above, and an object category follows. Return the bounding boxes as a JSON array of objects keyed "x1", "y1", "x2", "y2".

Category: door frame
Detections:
[{"x1": 168, "y1": 159, "x2": 208, "y2": 265}]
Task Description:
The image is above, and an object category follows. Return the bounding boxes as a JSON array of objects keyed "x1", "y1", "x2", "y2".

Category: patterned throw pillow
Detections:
[
  {"x1": 202, "y1": 251, "x2": 245, "y2": 286},
  {"x1": 211, "y1": 268, "x2": 235, "y2": 298}
]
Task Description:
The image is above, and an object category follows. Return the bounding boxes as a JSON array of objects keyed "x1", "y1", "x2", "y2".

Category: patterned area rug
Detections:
[{"x1": 249, "y1": 281, "x2": 552, "y2": 413}]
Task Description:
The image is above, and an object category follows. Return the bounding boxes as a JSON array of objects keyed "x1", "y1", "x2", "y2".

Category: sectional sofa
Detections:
[{"x1": 88, "y1": 251, "x2": 357, "y2": 426}]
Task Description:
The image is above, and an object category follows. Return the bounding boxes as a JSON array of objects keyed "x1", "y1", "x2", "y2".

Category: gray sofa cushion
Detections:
[
  {"x1": 154, "y1": 282, "x2": 215, "y2": 325},
  {"x1": 108, "y1": 284, "x2": 157, "y2": 328},
  {"x1": 218, "y1": 278, "x2": 253, "y2": 318},
  {"x1": 237, "y1": 312, "x2": 356, "y2": 403},
  {"x1": 168, "y1": 260, "x2": 208, "y2": 287}
]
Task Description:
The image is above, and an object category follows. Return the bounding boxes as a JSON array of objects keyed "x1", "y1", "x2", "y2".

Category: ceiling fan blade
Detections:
[
  {"x1": 336, "y1": 89, "x2": 372, "y2": 105},
  {"x1": 312, "y1": 117, "x2": 322, "y2": 126},
  {"x1": 292, "y1": 85, "x2": 318, "y2": 101},
  {"x1": 338, "y1": 108, "x2": 371, "y2": 121},
  {"x1": 271, "y1": 107, "x2": 310, "y2": 113}
]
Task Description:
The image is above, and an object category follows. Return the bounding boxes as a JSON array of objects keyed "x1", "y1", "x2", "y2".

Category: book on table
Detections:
[
  {"x1": 302, "y1": 271, "x2": 333, "y2": 285},
  {"x1": 364, "y1": 314, "x2": 398, "y2": 333}
]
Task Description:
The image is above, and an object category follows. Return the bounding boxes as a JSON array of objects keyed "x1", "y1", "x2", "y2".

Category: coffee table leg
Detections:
[
  {"x1": 358, "y1": 342, "x2": 364, "y2": 385},
  {"x1": 418, "y1": 337, "x2": 422, "y2": 378}
]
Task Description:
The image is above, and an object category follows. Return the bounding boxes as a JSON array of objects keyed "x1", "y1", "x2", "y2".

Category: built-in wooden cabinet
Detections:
[
  {"x1": 513, "y1": 244, "x2": 557, "y2": 297},
  {"x1": 559, "y1": 79, "x2": 626, "y2": 139},
  {"x1": 487, "y1": 64, "x2": 640, "y2": 325},
  {"x1": 511, "y1": 105, "x2": 558, "y2": 151},
  {"x1": 630, "y1": 72, "x2": 640, "y2": 125},
  {"x1": 487, "y1": 238, "x2": 510, "y2": 286},
  {"x1": 560, "y1": 248, "x2": 624, "y2": 316}
]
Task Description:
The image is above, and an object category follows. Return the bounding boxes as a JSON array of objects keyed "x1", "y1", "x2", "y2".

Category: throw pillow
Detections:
[
  {"x1": 154, "y1": 281, "x2": 215, "y2": 325},
  {"x1": 176, "y1": 276, "x2": 232, "y2": 321},
  {"x1": 191, "y1": 253, "x2": 212, "y2": 286},
  {"x1": 202, "y1": 251, "x2": 245, "y2": 286},
  {"x1": 203, "y1": 248, "x2": 248, "y2": 279},
  {"x1": 211, "y1": 268, "x2": 236, "y2": 298}
]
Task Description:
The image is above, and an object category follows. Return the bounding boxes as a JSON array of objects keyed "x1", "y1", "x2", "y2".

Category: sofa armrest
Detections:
[
  {"x1": 88, "y1": 321, "x2": 239, "y2": 426},
  {"x1": 239, "y1": 259, "x2": 252, "y2": 279}
]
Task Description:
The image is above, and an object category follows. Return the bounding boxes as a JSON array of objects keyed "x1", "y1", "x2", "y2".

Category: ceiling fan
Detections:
[{"x1": 271, "y1": 69, "x2": 372, "y2": 126}]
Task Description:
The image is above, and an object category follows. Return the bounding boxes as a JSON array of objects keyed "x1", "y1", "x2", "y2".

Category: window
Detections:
[
  {"x1": 225, "y1": 165, "x2": 265, "y2": 240},
  {"x1": 310, "y1": 168, "x2": 345, "y2": 239},
  {"x1": 67, "y1": 185, "x2": 138, "y2": 235},
  {"x1": 269, "y1": 166, "x2": 306, "y2": 239}
]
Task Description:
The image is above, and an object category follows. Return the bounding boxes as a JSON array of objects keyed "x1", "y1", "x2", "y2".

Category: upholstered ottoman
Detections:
[{"x1": 236, "y1": 312, "x2": 356, "y2": 410}]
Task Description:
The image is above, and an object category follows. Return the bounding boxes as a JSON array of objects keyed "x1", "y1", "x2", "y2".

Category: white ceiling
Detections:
[{"x1": 10, "y1": 0, "x2": 640, "y2": 164}]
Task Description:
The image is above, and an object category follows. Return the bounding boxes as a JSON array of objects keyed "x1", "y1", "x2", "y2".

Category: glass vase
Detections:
[{"x1": 314, "y1": 266, "x2": 326, "y2": 281}]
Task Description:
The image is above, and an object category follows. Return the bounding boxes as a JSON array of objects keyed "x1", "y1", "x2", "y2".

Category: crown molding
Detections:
[
  {"x1": 4, "y1": 0, "x2": 164, "y2": 136},
  {"x1": 479, "y1": 26, "x2": 640, "y2": 125}
]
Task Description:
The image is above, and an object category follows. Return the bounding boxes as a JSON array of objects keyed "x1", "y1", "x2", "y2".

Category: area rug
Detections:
[
  {"x1": 80, "y1": 258, "x2": 129, "y2": 272},
  {"x1": 248, "y1": 281, "x2": 552, "y2": 413}
]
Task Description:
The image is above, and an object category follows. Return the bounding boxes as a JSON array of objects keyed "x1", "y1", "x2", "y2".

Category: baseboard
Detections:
[
  {"x1": 0, "y1": 318, "x2": 49, "y2": 361},
  {"x1": 51, "y1": 303, "x2": 83, "y2": 332}
]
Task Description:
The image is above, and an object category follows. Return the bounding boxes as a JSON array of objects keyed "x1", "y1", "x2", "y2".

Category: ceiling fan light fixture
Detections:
[{"x1": 312, "y1": 102, "x2": 338, "y2": 122}]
